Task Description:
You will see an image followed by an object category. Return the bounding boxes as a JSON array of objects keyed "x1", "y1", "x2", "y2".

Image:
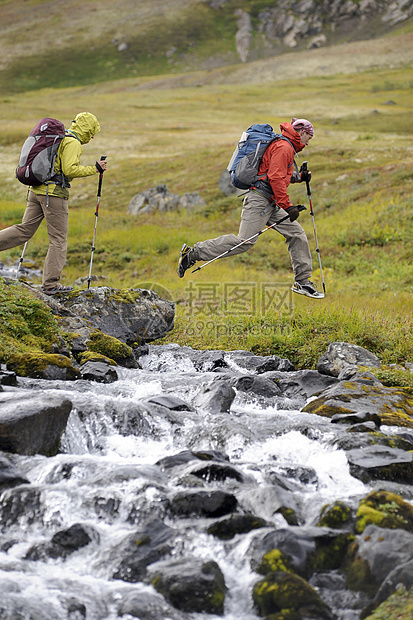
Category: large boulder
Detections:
[
  {"x1": 302, "y1": 379, "x2": 413, "y2": 428},
  {"x1": 0, "y1": 390, "x2": 72, "y2": 455},
  {"x1": 317, "y1": 342, "x2": 381, "y2": 377},
  {"x1": 149, "y1": 556, "x2": 227, "y2": 615},
  {"x1": 59, "y1": 287, "x2": 175, "y2": 345}
]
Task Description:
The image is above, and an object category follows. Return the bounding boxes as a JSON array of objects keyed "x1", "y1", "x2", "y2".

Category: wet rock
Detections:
[
  {"x1": 230, "y1": 375, "x2": 282, "y2": 399},
  {"x1": 149, "y1": 556, "x2": 227, "y2": 615},
  {"x1": 331, "y1": 411, "x2": 381, "y2": 428},
  {"x1": 146, "y1": 395, "x2": 194, "y2": 412},
  {"x1": 316, "y1": 501, "x2": 353, "y2": 530},
  {"x1": 263, "y1": 369, "x2": 338, "y2": 400},
  {"x1": 25, "y1": 523, "x2": 97, "y2": 561},
  {"x1": 0, "y1": 370, "x2": 17, "y2": 386},
  {"x1": 238, "y1": 486, "x2": 299, "y2": 523},
  {"x1": 60, "y1": 287, "x2": 175, "y2": 345},
  {"x1": 80, "y1": 361, "x2": 119, "y2": 383},
  {"x1": 346, "y1": 524, "x2": 413, "y2": 597},
  {"x1": 6, "y1": 352, "x2": 81, "y2": 381},
  {"x1": 0, "y1": 391, "x2": 72, "y2": 455},
  {"x1": 193, "y1": 379, "x2": 236, "y2": 413},
  {"x1": 156, "y1": 449, "x2": 230, "y2": 472},
  {"x1": 302, "y1": 380, "x2": 413, "y2": 428},
  {"x1": 0, "y1": 486, "x2": 42, "y2": 528},
  {"x1": 317, "y1": 342, "x2": 381, "y2": 377},
  {"x1": 230, "y1": 352, "x2": 295, "y2": 373},
  {"x1": 207, "y1": 513, "x2": 269, "y2": 540},
  {"x1": 170, "y1": 490, "x2": 238, "y2": 518},
  {"x1": 249, "y1": 526, "x2": 355, "y2": 579},
  {"x1": 0, "y1": 453, "x2": 29, "y2": 490},
  {"x1": 190, "y1": 349, "x2": 228, "y2": 372},
  {"x1": 117, "y1": 589, "x2": 184, "y2": 620},
  {"x1": 253, "y1": 570, "x2": 334, "y2": 619},
  {"x1": 355, "y1": 489, "x2": 413, "y2": 534},
  {"x1": 347, "y1": 445, "x2": 413, "y2": 484},
  {"x1": 333, "y1": 430, "x2": 413, "y2": 453},
  {"x1": 113, "y1": 520, "x2": 176, "y2": 583},
  {"x1": 106, "y1": 400, "x2": 152, "y2": 437},
  {"x1": 369, "y1": 559, "x2": 413, "y2": 615},
  {"x1": 189, "y1": 462, "x2": 244, "y2": 483}
]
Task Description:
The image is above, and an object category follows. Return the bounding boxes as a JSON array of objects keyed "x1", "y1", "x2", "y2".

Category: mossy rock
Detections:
[
  {"x1": 308, "y1": 532, "x2": 356, "y2": 573},
  {"x1": 355, "y1": 489, "x2": 413, "y2": 534},
  {"x1": 207, "y1": 513, "x2": 268, "y2": 540},
  {"x1": 345, "y1": 539, "x2": 378, "y2": 596},
  {"x1": 78, "y1": 351, "x2": 117, "y2": 366},
  {"x1": 6, "y1": 352, "x2": 80, "y2": 380},
  {"x1": 257, "y1": 549, "x2": 294, "y2": 576},
  {"x1": 252, "y1": 571, "x2": 333, "y2": 619},
  {"x1": 86, "y1": 330, "x2": 133, "y2": 364},
  {"x1": 317, "y1": 501, "x2": 352, "y2": 529},
  {"x1": 363, "y1": 585, "x2": 413, "y2": 620},
  {"x1": 302, "y1": 381, "x2": 413, "y2": 428}
]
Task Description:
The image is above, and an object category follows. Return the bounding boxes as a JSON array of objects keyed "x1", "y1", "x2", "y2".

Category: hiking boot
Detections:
[
  {"x1": 177, "y1": 243, "x2": 196, "y2": 278},
  {"x1": 42, "y1": 284, "x2": 74, "y2": 296},
  {"x1": 291, "y1": 279, "x2": 324, "y2": 299}
]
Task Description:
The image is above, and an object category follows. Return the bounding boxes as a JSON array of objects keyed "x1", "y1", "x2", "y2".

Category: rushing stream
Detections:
[{"x1": 0, "y1": 344, "x2": 407, "y2": 620}]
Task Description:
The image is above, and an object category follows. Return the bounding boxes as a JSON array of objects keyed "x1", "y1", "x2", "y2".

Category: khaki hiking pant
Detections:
[
  {"x1": 0, "y1": 191, "x2": 69, "y2": 289},
  {"x1": 194, "y1": 190, "x2": 313, "y2": 282}
]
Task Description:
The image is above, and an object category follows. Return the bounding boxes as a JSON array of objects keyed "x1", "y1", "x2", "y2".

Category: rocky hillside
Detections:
[{"x1": 0, "y1": 0, "x2": 412, "y2": 93}]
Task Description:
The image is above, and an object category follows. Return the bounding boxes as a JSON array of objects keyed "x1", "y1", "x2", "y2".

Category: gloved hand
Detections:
[
  {"x1": 286, "y1": 205, "x2": 303, "y2": 222},
  {"x1": 299, "y1": 164, "x2": 311, "y2": 183}
]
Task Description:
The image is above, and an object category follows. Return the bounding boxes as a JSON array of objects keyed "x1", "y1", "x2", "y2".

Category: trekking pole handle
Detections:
[
  {"x1": 96, "y1": 155, "x2": 106, "y2": 196},
  {"x1": 301, "y1": 160, "x2": 311, "y2": 196}
]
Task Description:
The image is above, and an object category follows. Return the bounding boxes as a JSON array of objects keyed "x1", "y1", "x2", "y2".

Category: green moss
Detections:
[
  {"x1": 317, "y1": 501, "x2": 352, "y2": 528},
  {"x1": 309, "y1": 533, "x2": 356, "y2": 572},
  {"x1": 6, "y1": 352, "x2": 80, "y2": 380},
  {"x1": 345, "y1": 542, "x2": 378, "y2": 596},
  {"x1": 276, "y1": 507, "x2": 299, "y2": 526},
  {"x1": 364, "y1": 585, "x2": 413, "y2": 620},
  {"x1": 257, "y1": 549, "x2": 293, "y2": 576},
  {"x1": 86, "y1": 330, "x2": 133, "y2": 362},
  {"x1": 0, "y1": 279, "x2": 61, "y2": 362},
  {"x1": 78, "y1": 351, "x2": 117, "y2": 366},
  {"x1": 355, "y1": 490, "x2": 413, "y2": 534},
  {"x1": 253, "y1": 571, "x2": 331, "y2": 617}
]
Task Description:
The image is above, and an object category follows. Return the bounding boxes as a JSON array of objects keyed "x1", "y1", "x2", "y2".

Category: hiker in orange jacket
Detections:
[{"x1": 177, "y1": 118, "x2": 323, "y2": 299}]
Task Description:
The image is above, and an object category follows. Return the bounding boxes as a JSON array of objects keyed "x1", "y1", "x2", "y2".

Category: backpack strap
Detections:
[{"x1": 254, "y1": 135, "x2": 299, "y2": 214}]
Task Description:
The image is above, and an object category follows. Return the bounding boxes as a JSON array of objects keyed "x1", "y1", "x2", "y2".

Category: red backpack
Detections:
[{"x1": 16, "y1": 118, "x2": 67, "y2": 186}]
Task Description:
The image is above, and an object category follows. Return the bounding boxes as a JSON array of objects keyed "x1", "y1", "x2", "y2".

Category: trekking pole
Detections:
[
  {"x1": 87, "y1": 156, "x2": 106, "y2": 289},
  {"x1": 191, "y1": 206, "x2": 306, "y2": 274},
  {"x1": 301, "y1": 161, "x2": 326, "y2": 295},
  {"x1": 14, "y1": 241, "x2": 28, "y2": 280}
]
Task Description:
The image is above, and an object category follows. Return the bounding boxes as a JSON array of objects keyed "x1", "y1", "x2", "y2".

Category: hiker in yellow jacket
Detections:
[{"x1": 0, "y1": 112, "x2": 107, "y2": 295}]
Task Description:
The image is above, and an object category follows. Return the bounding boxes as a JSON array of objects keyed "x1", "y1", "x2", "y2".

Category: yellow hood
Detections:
[{"x1": 69, "y1": 112, "x2": 100, "y2": 144}]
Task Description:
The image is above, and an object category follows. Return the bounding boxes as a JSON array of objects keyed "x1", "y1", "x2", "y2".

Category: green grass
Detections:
[{"x1": 0, "y1": 45, "x2": 412, "y2": 369}]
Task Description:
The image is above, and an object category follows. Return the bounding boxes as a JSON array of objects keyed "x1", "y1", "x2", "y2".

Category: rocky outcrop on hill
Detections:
[
  {"x1": 127, "y1": 184, "x2": 205, "y2": 216},
  {"x1": 207, "y1": 0, "x2": 413, "y2": 60}
]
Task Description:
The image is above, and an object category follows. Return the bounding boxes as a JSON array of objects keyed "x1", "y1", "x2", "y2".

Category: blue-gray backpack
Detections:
[
  {"x1": 227, "y1": 123, "x2": 297, "y2": 192},
  {"x1": 16, "y1": 117, "x2": 67, "y2": 187}
]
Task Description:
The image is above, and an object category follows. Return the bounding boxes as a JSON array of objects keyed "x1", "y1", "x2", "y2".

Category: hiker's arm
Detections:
[
  {"x1": 60, "y1": 139, "x2": 98, "y2": 180},
  {"x1": 266, "y1": 146, "x2": 293, "y2": 211}
]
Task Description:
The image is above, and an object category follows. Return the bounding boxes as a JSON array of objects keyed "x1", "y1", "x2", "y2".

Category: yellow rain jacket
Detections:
[{"x1": 30, "y1": 112, "x2": 101, "y2": 199}]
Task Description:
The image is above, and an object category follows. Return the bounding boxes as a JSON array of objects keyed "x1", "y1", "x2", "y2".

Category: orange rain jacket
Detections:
[{"x1": 257, "y1": 122, "x2": 306, "y2": 211}]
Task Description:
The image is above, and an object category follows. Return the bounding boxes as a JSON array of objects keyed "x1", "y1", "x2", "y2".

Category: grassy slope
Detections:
[{"x1": 0, "y1": 13, "x2": 412, "y2": 367}]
